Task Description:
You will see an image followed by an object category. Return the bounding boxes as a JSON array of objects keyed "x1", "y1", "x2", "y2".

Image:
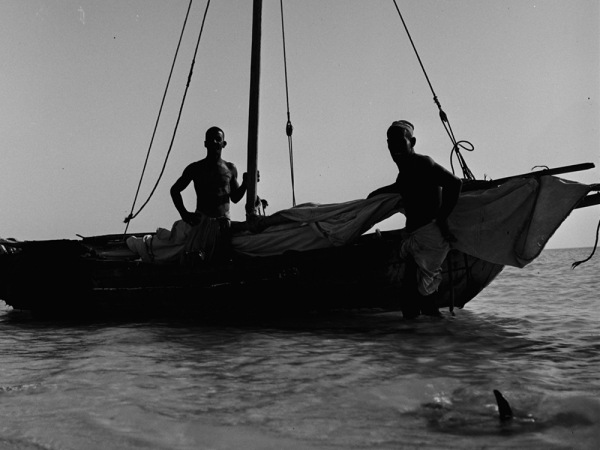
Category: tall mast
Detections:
[{"x1": 245, "y1": 0, "x2": 262, "y2": 216}]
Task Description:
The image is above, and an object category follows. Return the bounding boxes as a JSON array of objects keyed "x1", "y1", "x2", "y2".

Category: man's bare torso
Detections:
[
  {"x1": 396, "y1": 154, "x2": 444, "y2": 231},
  {"x1": 184, "y1": 158, "x2": 237, "y2": 218}
]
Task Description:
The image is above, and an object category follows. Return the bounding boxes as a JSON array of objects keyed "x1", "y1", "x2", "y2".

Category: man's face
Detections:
[
  {"x1": 387, "y1": 127, "x2": 413, "y2": 159},
  {"x1": 205, "y1": 130, "x2": 226, "y2": 153}
]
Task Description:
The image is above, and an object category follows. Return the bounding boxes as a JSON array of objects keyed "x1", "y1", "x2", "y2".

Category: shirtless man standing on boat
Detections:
[
  {"x1": 170, "y1": 126, "x2": 250, "y2": 262},
  {"x1": 170, "y1": 126, "x2": 248, "y2": 225},
  {"x1": 368, "y1": 120, "x2": 462, "y2": 318}
]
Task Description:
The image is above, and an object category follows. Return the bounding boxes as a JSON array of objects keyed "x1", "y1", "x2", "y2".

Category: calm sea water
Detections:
[{"x1": 0, "y1": 247, "x2": 598, "y2": 450}]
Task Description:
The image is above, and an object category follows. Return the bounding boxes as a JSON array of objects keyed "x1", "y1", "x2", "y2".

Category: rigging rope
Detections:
[
  {"x1": 280, "y1": 0, "x2": 296, "y2": 207},
  {"x1": 391, "y1": 0, "x2": 475, "y2": 180},
  {"x1": 571, "y1": 215, "x2": 600, "y2": 269},
  {"x1": 572, "y1": 188, "x2": 600, "y2": 268},
  {"x1": 123, "y1": 0, "x2": 211, "y2": 233}
]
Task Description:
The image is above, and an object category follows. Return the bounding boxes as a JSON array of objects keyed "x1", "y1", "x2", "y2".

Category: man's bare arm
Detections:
[
  {"x1": 438, "y1": 174, "x2": 462, "y2": 221},
  {"x1": 170, "y1": 168, "x2": 198, "y2": 224},
  {"x1": 436, "y1": 170, "x2": 462, "y2": 240},
  {"x1": 367, "y1": 183, "x2": 401, "y2": 199},
  {"x1": 230, "y1": 165, "x2": 259, "y2": 204},
  {"x1": 229, "y1": 164, "x2": 247, "y2": 204}
]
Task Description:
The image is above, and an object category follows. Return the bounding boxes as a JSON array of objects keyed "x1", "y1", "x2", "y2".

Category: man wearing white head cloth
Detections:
[{"x1": 368, "y1": 120, "x2": 462, "y2": 318}]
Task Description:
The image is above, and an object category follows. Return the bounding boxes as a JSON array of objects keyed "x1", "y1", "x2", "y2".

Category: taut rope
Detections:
[
  {"x1": 391, "y1": 0, "x2": 475, "y2": 180},
  {"x1": 123, "y1": 0, "x2": 212, "y2": 234},
  {"x1": 572, "y1": 187, "x2": 600, "y2": 268},
  {"x1": 571, "y1": 216, "x2": 600, "y2": 269},
  {"x1": 280, "y1": 0, "x2": 296, "y2": 206}
]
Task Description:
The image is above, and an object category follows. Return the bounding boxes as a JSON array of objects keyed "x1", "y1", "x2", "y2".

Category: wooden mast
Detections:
[{"x1": 245, "y1": 0, "x2": 262, "y2": 216}]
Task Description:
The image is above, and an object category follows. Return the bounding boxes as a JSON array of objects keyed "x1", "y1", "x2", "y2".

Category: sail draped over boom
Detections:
[
  {"x1": 233, "y1": 194, "x2": 404, "y2": 255},
  {"x1": 450, "y1": 176, "x2": 592, "y2": 267},
  {"x1": 235, "y1": 175, "x2": 591, "y2": 266},
  {"x1": 126, "y1": 195, "x2": 405, "y2": 262},
  {"x1": 126, "y1": 175, "x2": 591, "y2": 267}
]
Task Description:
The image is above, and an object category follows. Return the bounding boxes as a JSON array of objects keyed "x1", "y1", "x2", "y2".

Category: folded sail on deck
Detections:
[{"x1": 127, "y1": 176, "x2": 592, "y2": 267}]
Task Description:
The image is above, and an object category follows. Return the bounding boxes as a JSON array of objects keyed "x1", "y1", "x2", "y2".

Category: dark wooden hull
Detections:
[{"x1": 0, "y1": 230, "x2": 503, "y2": 318}]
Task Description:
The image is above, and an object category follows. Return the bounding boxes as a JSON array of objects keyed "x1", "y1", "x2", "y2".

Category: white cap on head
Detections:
[{"x1": 389, "y1": 120, "x2": 414, "y2": 137}]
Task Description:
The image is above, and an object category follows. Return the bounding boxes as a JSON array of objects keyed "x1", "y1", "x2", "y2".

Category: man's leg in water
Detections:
[
  {"x1": 401, "y1": 254, "x2": 443, "y2": 318},
  {"x1": 419, "y1": 290, "x2": 442, "y2": 317},
  {"x1": 400, "y1": 254, "x2": 421, "y2": 319}
]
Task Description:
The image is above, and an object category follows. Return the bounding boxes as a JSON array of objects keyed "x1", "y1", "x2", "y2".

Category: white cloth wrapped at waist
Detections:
[
  {"x1": 126, "y1": 215, "x2": 224, "y2": 264},
  {"x1": 399, "y1": 221, "x2": 450, "y2": 296}
]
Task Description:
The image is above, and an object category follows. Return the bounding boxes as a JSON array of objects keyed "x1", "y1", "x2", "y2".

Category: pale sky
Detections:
[{"x1": 1, "y1": 0, "x2": 598, "y2": 249}]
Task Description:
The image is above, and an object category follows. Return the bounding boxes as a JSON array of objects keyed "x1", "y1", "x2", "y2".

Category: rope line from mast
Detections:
[
  {"x1": 123, "y1": 0, "x2": 211, "y2": 233},
  {"x1": 391, "y1": 0, "x2": 475, "y2": 180},
  {"x1": 280, "y1": 0, "x2": 296, "y2": 207},
  {"x1": 123, "y1": 0, "x2": 194, "y2": 234}
]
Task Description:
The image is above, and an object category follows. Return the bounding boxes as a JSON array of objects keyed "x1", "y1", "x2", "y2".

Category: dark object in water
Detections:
[{"x1": 493, "y1": 389, "x2": 514, "y2": 422}]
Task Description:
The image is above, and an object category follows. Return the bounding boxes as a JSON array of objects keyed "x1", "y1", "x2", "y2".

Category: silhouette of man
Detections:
[
  {"x1": 171, "y1": 126, "x2": 248, "y2": 225},
  {"x1": 368, "y1": 120, "x2": 462, "y2": 318},
  {"x1": 170, "y1": 126, "x2": 250, "y2": 263}
]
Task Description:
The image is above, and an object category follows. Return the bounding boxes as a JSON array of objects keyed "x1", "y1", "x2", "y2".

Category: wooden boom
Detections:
[
  {"x1": 463, "y1": 162, "x2": 596, "y2": 193},
  {"x1": 576, "y1": 192, "x2": 600, "y2": 210},
  {"x1": 491, "y1": 162, "x2": 595, "y2": 185},
  {"x1": 490, "y1": 162, "x2": 599, "y2": 210}
]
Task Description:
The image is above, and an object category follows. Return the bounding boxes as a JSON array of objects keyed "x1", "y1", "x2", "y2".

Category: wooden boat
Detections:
[
  {"x1": 0, "y1": 228, "x2": 501, "y2": 317},
  {"x1": 1, "y1": 1, "x2": 598, "y2": 318},
  {"x1": 1, "y1": 166, "x2": 597, "y2": 318}
]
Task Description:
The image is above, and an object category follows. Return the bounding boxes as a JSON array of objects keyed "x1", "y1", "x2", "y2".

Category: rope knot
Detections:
[{"x1": 439, "y1": 109, "x2": 448, "y2": 123}]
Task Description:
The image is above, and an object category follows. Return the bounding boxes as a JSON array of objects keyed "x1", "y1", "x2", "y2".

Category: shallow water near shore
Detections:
[{"x1": 0, "y1": 247, "x2": 598, "y2": 449}]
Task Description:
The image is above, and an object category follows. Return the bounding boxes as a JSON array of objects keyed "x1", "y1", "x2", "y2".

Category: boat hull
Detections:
[{"x1": 0, "y1": 231, "x2": 503, "y2": 318}]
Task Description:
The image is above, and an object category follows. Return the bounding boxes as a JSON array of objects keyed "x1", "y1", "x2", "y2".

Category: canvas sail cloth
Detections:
[
  {"x1": 126, "y1": 214, "x2": 223, "y2": 264},
  {"x1": 127, "y1": 194, "x2": 404, "y2": 263},
  {"x1": 232, "y1": 194, "x2": 404, "y2": 255},
  {"x1": 127, "y1": 175, "x2": 591, "y2": 266},
  {"x1": 449, "y1": 176, "x2": 592, "y2": 267},
  {"x1": 236, "y1": 175, "x2": 591, "y2": 268}
]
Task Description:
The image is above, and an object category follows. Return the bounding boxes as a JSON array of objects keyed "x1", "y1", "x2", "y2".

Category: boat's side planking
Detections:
[{"x1": 0, "y1": 230, "x2": 503, "y2": 318}]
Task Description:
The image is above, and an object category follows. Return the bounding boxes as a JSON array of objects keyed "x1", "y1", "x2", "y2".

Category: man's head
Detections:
[
  {"x1": 204, "y1": 127, "x2": 227, "y2": 156},
  {"x1": 387, "y1": 120, "x2": 416, "y2": 159}
]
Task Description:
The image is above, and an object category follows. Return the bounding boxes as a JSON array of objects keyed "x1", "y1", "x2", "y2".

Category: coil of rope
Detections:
[{"x1": 391, "y1": 0, "x2": 475, "y2": 180}]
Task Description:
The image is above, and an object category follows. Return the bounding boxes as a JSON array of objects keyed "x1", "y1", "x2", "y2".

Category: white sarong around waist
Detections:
[{"x1": 399, "y1": 221, "x2": 450, "y2": 296}]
